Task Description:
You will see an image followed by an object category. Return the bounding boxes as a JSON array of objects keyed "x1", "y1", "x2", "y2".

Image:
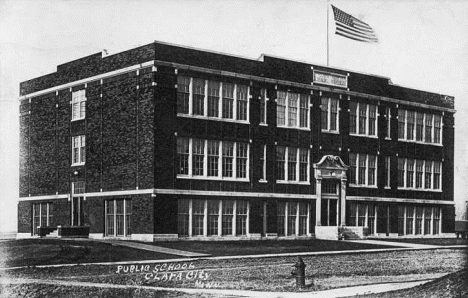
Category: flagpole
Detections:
[{"x1": 327, "y1": 0, "x2": 330, "y2": 66}]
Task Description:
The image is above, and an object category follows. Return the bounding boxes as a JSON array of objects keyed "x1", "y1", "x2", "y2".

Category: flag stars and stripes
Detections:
[{"x1": 332, "y1": 5, "x2": 378, "y2": 43}]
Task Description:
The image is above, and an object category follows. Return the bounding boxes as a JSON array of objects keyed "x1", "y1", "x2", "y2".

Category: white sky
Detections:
[{"x1": 1, "y1": 0, "x2": 467, "y2": 232}]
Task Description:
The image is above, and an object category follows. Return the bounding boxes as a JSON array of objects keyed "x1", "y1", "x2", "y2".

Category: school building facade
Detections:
[{"x1": 17, "y1": 41, "x2": 455, "y2": 241}]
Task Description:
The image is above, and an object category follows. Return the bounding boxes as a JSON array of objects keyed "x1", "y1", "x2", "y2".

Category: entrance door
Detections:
[
  {"x1": 71, "y1": 197, "x2": 84, "y2": 226},
  {"x1": 321, "y1": 179, "x2": 339, "y2": 226}
]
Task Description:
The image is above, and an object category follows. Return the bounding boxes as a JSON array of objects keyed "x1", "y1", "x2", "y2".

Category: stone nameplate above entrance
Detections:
[{"x1": 312, "y1": 70, "x2": 348, "y2": 88}]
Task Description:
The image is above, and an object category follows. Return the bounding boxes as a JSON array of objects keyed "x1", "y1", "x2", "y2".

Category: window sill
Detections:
[
  {"x1": 384, "y1": 137, "x2": 392, "y2": 141},
  {"x1": 177, "y1": 113, "x2": 250, "y2": 124},
  {"x1": 321, "y1": 130, "x2": 340, "y2": 134},
  {"x1": 397, "y1": 139, "x2": 442, "y2": 147},
  {"x1": 259, "y1": 123, "x2": 268, "y2": 127},
  {"x1": 71, "y1": 118, "x2": 85, "y2": 122},
  {"x1": 349, "y1": 134, "x2": 378, "y2": 139},
  {"x1": 276, "y1": 180, "x2": 310, "y2": 185},
  {"x1": 177, "y1": 175, "x2": 249, "y2": 182},
  {"x1": 397, "y1": 188, "x2": 442, "y2": 192},
  {"x1": 349, "y1": 184, "x2": 378, "y2": 189},
  {"x1": 71, "y1": 163, "x2": 85, "y2": 167},
  {"x1": 259, "y1": 179, "x2": 268, "y2": 183},
  {"x1": 277, "y1": 125, "x2": 310, "y2": 131}
]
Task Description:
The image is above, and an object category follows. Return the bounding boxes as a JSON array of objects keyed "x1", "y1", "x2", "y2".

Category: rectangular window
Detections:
[
  {"x1": 406, "y1": 159, "x2": 414, "y2": 188},
  {"x1": 222, "y1": 200, "x2": 234, "y2": 235},
  {"x1": 299, "y1": 149, "x2": 308, "y2": 182},
  {"x1": 276, "y1": 146, "x2": 286, "y2": 181},
  {"x1": 207, "y1": 81, "x2": 220, "y2": 117},
  {"x1": 406, "y1": 206, "x2": 414, "y2": 235},
  {"x1": 177, "y1": 76, "x2": 190, "y2": 114},
  {"x1": 260, "y1": 88, "x2": 267, "y2": 125},
  {"x1": 178, "y1": 199, "x2": 190, "y2": 236},
  {"x1": 416, "y1": 160, "x2": 424, "y2": 188},
  {"x1": 192, "y1": 200, "x2": 204, "y2": 236},
  {"x1": 287, "y1": 93, "x2": 298, "y2": 127},
  {"x1": 406, "y1": 111, "x2": 415, "y2": 141},
  {"x1": 386, "y1": 107, "x2": 391, "y2": 138},
  {"x1": 368, "y1": 155, "x2": 376, "y2": 186},
  {"x1": 299, "y1": 94, "x2": 309, "y2": 128},
  {"x1": 32, "y1": 203, "x2": 53, "y2": 235},
  {"x1": 368, "y1": 105, "x2": 377, "y2": 136},
  {"x1": 192, "y1": 78, "x2": 205, "y2": 116},
  {"x1": 207, "y1": 140, "x2": 219, "y2": 177},
  {"x1": 192, "y1": 139, "x2": 205, "y2": 176},
  {"x1": 222, "y1": 142, "x2": 234, "y2": 178},
  {"x1": 207, "y1": 200, "x2": 219, "y2": 236},
  {"x1": 416, "y1": 113, "x2": 424, "y2": 142},
  {"x1": 72, "y1": 90, "x2": 86, "y2": 120},
  {"x1": 276, "y1": 91, "x2": 287, "y2": 126},
  {"x1": 260, "y1": 145, "x2": 266, "y2": 181},
  {"x1": 349, "y1": 102, "x2": 357, "y2": 134},
  {"x1": 424, "y1": 161, "x2": 432, "y2": 189},
  {"x1": 236, "y1": 143, "x2": 248, "y2": 178},
  {"x1": 358, "y1": 104, "x2": 367, "y2": 134},
  {"x1": 424, "y1": 207, "x2": 432, "y2": 235},
  {"x1": 287, "y1": 147, "x2": 297, "y2": 181},
  {"x1": 277, "y1": 202, "x2": 286, "y2": 236},
  {"x1": 398, "y1": 158, "x2": 405, "y2": 187},
  {"x1": 72, "y1": 135, "x2": 85, "y2": 165},
  {"x1": 398, "y1": 109, "x2": 406, "y2": 140},
  {"x1": 287, "y1": 203, "x2": 297, "y2": 236},
  {"x1": 105, "y1": 199, "x2": 131, "y2": 237},
  {"x1": 357, "y1": 204, "x2": 366, "y2": 227},
  {"x1": 384, "y1": 156, "x2": 390, "y2": 187},
  {"x1": 368, "y1": 204, "x2": 376, "y2": 234},
  {"x1": 236, "y1": 200, "x2": 248, "y2": 235},
  {"x1": 434, "y1": 115, "x2": 442, "y2": 144},
  {"x1": 177, "y1": 138, "x2": 190, "y2": 175},
  {"x1": 349, "y1": 153, "x2": 357, "y2": 185},
  {"x1": 348, "y1": 203, "x2": 357, "y2": 226},
  {"x1": 358, "y1": 155, "x2": 367, "y2": 185},
  {"x1": 425, "y1": 114, "x2": 433, "y2": 143},
  {"x1": 433, "y1": 161, "x2": 441, "y2": 190},
  {"x1": 433, "y1": 207, "x2": 440, "y2": 234},
  {"x1": 236, "y1": 85, "x2": 248, "y2": 121},
  {"x1": 415, "y1": 206, "x2": 423, "y2": 235},
  {"x1": 321, "y1": 97, "x2": 339, "y2": 132},
  {"x1": 222, "y1": 83, "x2": 234, "y2": 119},
  {"x1": 398, "y1": 206, "x2": 405, "y2": 235},
  {"x1": 298, "y1": 202, "x2": 308, "y2": 235}
]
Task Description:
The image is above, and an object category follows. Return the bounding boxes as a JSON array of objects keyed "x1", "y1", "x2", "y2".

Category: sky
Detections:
[{"x1": 1, "y1": 0, "x2": 467, "y2": 232}]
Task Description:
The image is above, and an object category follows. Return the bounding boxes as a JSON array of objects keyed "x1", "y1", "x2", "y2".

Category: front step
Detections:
[{"x1": 45, "y1": 229, "x2": 58, "y2": 238}]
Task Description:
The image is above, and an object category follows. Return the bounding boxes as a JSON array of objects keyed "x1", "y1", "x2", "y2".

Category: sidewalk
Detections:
[{"x1": 0, "y1": 276, "x2": 437, "y2": 298}]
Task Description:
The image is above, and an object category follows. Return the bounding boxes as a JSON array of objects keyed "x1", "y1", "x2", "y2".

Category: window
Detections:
[
  {"x1": 260, "y1": 145, "x2": 266, "y2": 181},
  {"x1": 72, "y1": 90, "x2": 86, "y2": 120},
  {"x1": 105, "y1": 199, "x2": 131, "y2": 237},
  {"x1": 276, "y1": 146, "x2": 309, "y2": 183},
  {"x1": 384, "y1": 156, "x2": 391, "y2": 188},
  {"x1": 359, "y1": 104, "x2": 367, "y2": 134},
  {"x1": 347, "y1": 202, "x2": 376, "y2": 235},
  {"x1": 406, "y1": 206, "x2": 414, "y2": 235},
  {"x1": 208, "y1": 81, "x2": 220, "y2": 117},
  {"x1": 349, "y1": 153, "x2": 377, "y2": 187},
  {"x1": 177, "y1": 76, "x2": 249, "y2": 122},
  {"x1": 398, "y1": 205, "x2": 441, "y2": 236},
  {"x1": 177, "y1": 76, "x2": 190, "y2": 114},
  {"x1": 177, "y1": 138, "x2": 249, "y2": 180},
  {"x1": 397, "y1": 158, "x2": 442, "y2": 190},
  {"x1": 32, "y1": 203, "x2": 53, "y2": 235},
  {"x1": 260, "y1": 88, "x2": 267, "y2": 125},
  {"x1": 321, "y1": 97, "x2": 339, "y2": 132},
  {"x1": 385, "y1": 107, "x2": 391, "y2": 138},
  {"x1": 177, "y1": 199, "x2": 248, "y2": 237},
  {"x1": 277, "y1": 91, "x2": 309, "y2": 129},
  {"x1": 424, "y1": 207, "x2": 432, "y2": 235},
  {"x1": 72, "y1": 135, "x2": 85, "y2": 165},
  {"x1": 398, "y1": 109, "x2": 442, "y2": 145},
  {"x1": 277, "y1": 201, "x2": 310, "y2": 236},
  {"x1": 177, "y1": 138, "x2": 190, "y2": 175},
  {"x1": 433, "y1": 207, "x2": 440, "y2": 234},
  {"x1": 416, "y1": 207, "x2": 423, "y2": 235}
]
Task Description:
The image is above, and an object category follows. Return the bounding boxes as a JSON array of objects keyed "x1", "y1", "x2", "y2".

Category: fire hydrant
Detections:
[{"x1": 291, "y1": 257, "x2": 306, "y2": 288}]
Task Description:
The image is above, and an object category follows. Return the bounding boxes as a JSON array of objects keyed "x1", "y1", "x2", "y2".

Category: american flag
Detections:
[{"x1": 331, "y1": 5, "x2": 378, "y2": 43}]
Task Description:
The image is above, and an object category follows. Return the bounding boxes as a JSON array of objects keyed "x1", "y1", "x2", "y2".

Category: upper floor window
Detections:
[
  {"x1": 259, "y1": 145, "x2": 267, "y2": 181},
  {"x1": 398, "y1": 109, "x2": 442, "y2": 145},
  {"x1": 348, "y1": 153, "x2": 377, "y2": 187},
  {"x1": 349, "y1": 102, "x2": 377, "y2": 137},
  {"x1": 276, "y1": 91, "x2": 309, "y2": 129},
  {"x1": 397, "y1": 158, "x2": 442, "y2": 190},
  {"x1": 259, "y1": 89, "x2": 267, "y2": 125},
  {"x1": 276, "y1": 146, "x2": 309, "y2": 183},
  {"x1": 177, "y1": 76, "x2": 249, "y2": 123},
  {"x1": 177, "y1": 137, "x2": 249, "y2": 180},
  {"x1": 72, "y1": 135, "x2": 85, "y2": 165},
  {"x1": 321, "y1": 97, "x2": 339, "y2": 132},
  {"x1": 385, "y1": 107, "x2": 391, "y2": 139},
  {"x1": 72, "y1": 90, "x2": 86, "y2": 121}
]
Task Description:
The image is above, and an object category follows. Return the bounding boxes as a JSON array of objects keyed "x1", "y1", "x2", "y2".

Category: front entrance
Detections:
[{"x1": 320, "y1": 179, "x2": 339, "y2": 226}]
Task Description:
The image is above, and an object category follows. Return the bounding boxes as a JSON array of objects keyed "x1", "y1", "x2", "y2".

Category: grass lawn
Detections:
[
  {"x1": 0, "y1": 239, "x2": 178, "y2": 268},
  {"x1": 147, "y1": 239, "x2": 398, "y2": 256},
  {"x1": 367, "y1": 237, "x2": 468, "y2": 246}
]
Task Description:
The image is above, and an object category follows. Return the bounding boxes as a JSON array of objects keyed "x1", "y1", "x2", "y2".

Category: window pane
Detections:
[
  {"x1": 178, "y1": 199, "x2": 190, "y2": 236},
  {"x1": 368, "y1": 155, "x2": 376, "y2": 186},
  {"x1": 177, "y1": 76, "x2": 190, "y2": 114},
  {"x1": 207, "y1": 200, "x2": 219, "y2": 236},
  {"x1": 288, "y1": 93, "x2": 298, "y2": 127},
  {"x1": 287, "y1": 147, "x2": 297, "y2": 181},
  {"x1": 407, "y1": 111, "x2": 415, "y2": 140},
  {"x1": 321, "y1": 97, "x2": 328, "y2": 130},
  {"x1": 349, "y1": 102, "x2": 357, "y2": 134},
  {"x1": 425, "y1": 114, "x2": 433, "y2": 143},
  {"x1": 424, "y1": 161, "x2": 432, "y2": 189},
  {"x1": 359, "y1": 104, "x2": 367, "y2": 134},
  {"x1": 330, "y1": 99, "x2": 338, "y2": 131},
  {"x1": 222, "y1": 200, "x2": 234, "y2": 235},
  {"x1": 222, "y1": 83, "x2": 234, "y2": 119},
  {"x1": 222, "y1": 142, "x2": 234, "y2": 177},
  {"x1": 277, "y1": 202, "x2": 286, "y2": 236},
  {"x1": 407, "y1": 159, "x2": 414, "y2": 188},
  {"x1": 236, "y1": 200, "x2": 248, "y2": 235},
  {"x1": 276, "y1": 146, "x2": 286, "y2": 180},
  {"x1": 192, "y1": 200, "x2": 204, "y2": 236},
  {"x1": 398, "y1": 158, "x2": 405, "y2": 187},
  {"x1": 260, "y1": 88, "x2": 266, "y2": 124},
  {"x1": 207, "y1": 140, "x2": 219, "y2": 177},
  {"x1": 192, "y1": 78, "x2": 205, "y2": 116},
  {"x1": 416, "y1": 113, "x2": 424, "y2": 141},
  {"x1": 277, "y1": 91, "x2": 286, "y2": 126},
  {"x1": 299, "y1": 149, "x2": 308, "y2": 182},
  {"x1": 192, "y1": 139, "x2": 205, "y2": 176},
  {"x1": 177, "y1": 138, "x2": 190, "y2": 175},
  {"x1": 207, "y1": 81, "x2": 220, "y2": 117},
  {"x1": 398, "y1": 109, "x2": 406, "y2": 139},
  {"x1": 416, "y1": 160, "x2": 423, "y2": 188},
  {"x1": 298, "y1": 202, "x2": 308, "y2": 235},
  {"x1": 349, "y1": 153, "x2": 357, "y2": 185},
  {"x1": 236, "y1": 85, "x2": 248, "y2": 121},
  {"x1": 368, "y1": 105, "x2": 376, "y2": 136},
  {"x1": 236, "y1": 142, "x2": 248, "y2": 178},
  {"x1": 299, "y1": 94, "x2": 309, "y2": 128},
  {"x1": 287, "y1": 203, "x2": 297, "y2": 236}
]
